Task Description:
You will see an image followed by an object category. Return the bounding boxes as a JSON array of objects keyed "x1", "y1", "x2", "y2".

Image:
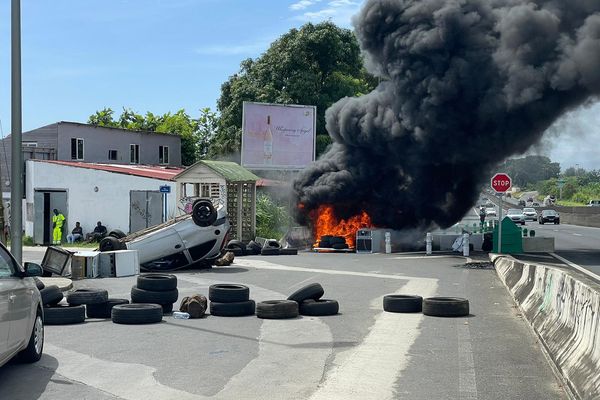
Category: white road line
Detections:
[
  {"x1": 288, "y1": 274, "x2": 319, "y2": 290},
  {"x1": 458, "y1": 322, "x2": 477, "y2": 399},
  {"x1": 572, "y1": 233, "x2": 583, "y2": 237},
  {"x1": 391, "y1": 255, "x2": 466, "y2": 260},
  {"x1": 233, "y1": 259, "x2": 438, "y2": 282},
  {"x1": 308, "y1": 279, "x2": 438, "y2": 400},
  {"x1": 550, "y1": 252, "x2": 600, "y2": 282}
]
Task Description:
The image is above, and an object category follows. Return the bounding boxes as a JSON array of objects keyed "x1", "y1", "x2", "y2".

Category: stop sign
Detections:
[{"x1": 491, "y1": 173, "x2": 512, "y2": 193}]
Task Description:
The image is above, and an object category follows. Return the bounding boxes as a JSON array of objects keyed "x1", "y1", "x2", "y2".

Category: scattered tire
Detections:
[
  {"x1": 208, "y1": 284, "x2": 249, "y2": 303},
  {"x1": 279, "y1": 248, "x2": 298, "y2": 256},
  {"x1": 86, "y1": 298, "x2": 130, "y2": 319},
  {"x1": 261, "y1": 248, "x2": 280, "y2": 256},
  {"x1": 18, "y1": 309, "x2": 44, "y2": 363},
  {"x1": 40, "y1": 285, "x2": 63, "y2": 306},
  {"x1": 246, "y1": 241, "x2": 262, "y2": 255},
  {"x1": 108, "y1": 229, "x2": 127, "y2": 239},
  {"x1": 111, "y1": 303, "x2": 163, "y2": 324},
  {"x1": 265, "y1": 240, "x2": 281, "y2": 249},
  {"x1": 288, "y1": 283, "x2": 324, "y2": 303},
  {"x1": 99, "y1": 236, "x2": 125, "y2": 252},
  {"x1": 67, "y1": 289, "x2": 109, "y2": 306},
  {"x1": 383, "y1": 295, "x2": 423, "y2": 313},
  {"x1": 192, "y1": 199, "x2": 217, "y2": 227},
  {"x1": 299, "y1": 299, "x2": 339, "y2": 316},
  {"x1": 226, "y1": 240, "x2": 246, "y2": 255},
  {"x1": 44, "y1": 305, "x2": 86, "y2": 325},
  {"x1": 422, "y1": 297, "x2": 469, "y2": 317},
  {"x1": 131, "y1": 286, "x2": 178, "y2": 304},
  {"x1": 210, "y1": 300, "x2": 256, "y2": 317},
  {"x1": 161, "y1": 303, "x2": 174, "y2": 314},
  {"x1": 256, "y1": 300, "x2": 299, "y2": 319},
  {"x1": 230, "y1": 247, "x2": 245, "y2": 257},
  {"x1": 137, "y1": 274, "x2": 177, "y2": 291},
  {"x1": 33, "y1": 277, "x2": 45, "y2": 291}
]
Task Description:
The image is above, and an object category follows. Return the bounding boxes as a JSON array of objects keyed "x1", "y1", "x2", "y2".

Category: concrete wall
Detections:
[
  {"x1": 548, "y1": 206, "x2": 600, "y2": 228},
  {"x1": 492, "y1": 255, "x2": 600, "y2": 399}
]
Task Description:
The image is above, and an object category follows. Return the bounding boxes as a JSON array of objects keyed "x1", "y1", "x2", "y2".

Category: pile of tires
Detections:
[
  {"x1": 286, "y1": 283, "x2": 339, "y2": 316},
  {"x1": 317, "y1": 235, "x2": 348, "y2": 250},
  {"x1": 224, "y1": 239, "x2": 298, "y2": 257},
  {"x1": 131, "y1": 274, "x2": 178, "y2": 314},
  {"x1": 40, "y1": 285, "x2": 84, "y2": 325},
  {"x1": 383, "y1": 295, "x2": 469, "y2": 317},
  {"x1": 209, "y1": 284, "x2": 255, "y2": 317}
]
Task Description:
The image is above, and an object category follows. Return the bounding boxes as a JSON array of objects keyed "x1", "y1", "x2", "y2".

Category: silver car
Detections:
[
  {"x1": 0, "y1": 243, "x2": 44, "y2": 367},
  {"x1": 522, "y1": 207, "x2": 538, "y2": 221},
  {"x1": 506, "y1": 208, "x2": 526, "y2": 225}
]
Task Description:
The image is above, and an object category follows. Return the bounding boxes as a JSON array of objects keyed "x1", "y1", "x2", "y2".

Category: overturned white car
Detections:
[{"x1": 99, "y1": 200, "x2": 230, "y2": 271}]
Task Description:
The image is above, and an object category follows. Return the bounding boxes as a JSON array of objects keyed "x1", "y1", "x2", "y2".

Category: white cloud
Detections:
[
  {"x1": 289, "y1": 0, "x2": 322, "y2": 11},
  {"x1": 291, "y1": 0, "x2": 363, "y2": 27}
]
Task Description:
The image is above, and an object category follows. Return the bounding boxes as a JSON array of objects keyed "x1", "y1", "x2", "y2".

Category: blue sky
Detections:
[{"x1": 0, "y1": 0, "x2": 598, "y2": 170}]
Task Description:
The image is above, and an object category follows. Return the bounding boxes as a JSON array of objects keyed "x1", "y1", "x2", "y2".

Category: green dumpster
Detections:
[{"x1": 492, "y1": 217, "x2": 523, "y2": 253}]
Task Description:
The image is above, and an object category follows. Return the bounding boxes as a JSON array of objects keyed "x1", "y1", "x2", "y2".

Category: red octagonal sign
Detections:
[{"x1": 491, "y1": 173, "x2": 512, "y2": 193}]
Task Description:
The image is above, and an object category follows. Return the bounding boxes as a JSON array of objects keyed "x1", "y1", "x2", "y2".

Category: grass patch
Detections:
[{"x1": 556, "y1": 200, "x2": 586, "y2": 207}]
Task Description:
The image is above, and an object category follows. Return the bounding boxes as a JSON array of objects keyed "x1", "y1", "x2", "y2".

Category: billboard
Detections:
[{"x1": 241, "y1": 102, "x2": 316, "y2": 170}]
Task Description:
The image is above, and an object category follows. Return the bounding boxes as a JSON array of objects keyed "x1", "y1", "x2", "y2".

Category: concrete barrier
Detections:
[{"x1": 491, "y1": 255, "x2": 600, "y2": 399}]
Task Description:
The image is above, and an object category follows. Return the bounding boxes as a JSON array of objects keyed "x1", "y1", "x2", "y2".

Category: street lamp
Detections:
[{"x1": 11, "y1": 0, "x2": 23, "y2": 263}]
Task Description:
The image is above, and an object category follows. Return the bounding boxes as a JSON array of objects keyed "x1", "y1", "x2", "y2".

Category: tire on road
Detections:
[
  {"x1": 86, "y1": 298, "x2": 130, "y2": 319},
  {"x1": 67, "y1": 289, "x2": 109, "y2": 306},
  {"x1": 40, "y1": 285, "x2": 63, "y2": 306},
  {"x1": 208, "y1": 284, "x2": 249, "y2": 303},
  {"x1": 131, "y1": 286, "x2": 178, "y2": 304},
  {"x1": 261, "y1": 248, "x2": 280, "y2": 256},
  {"x1": 99, "y1": 236, "x2": 126, "y2": 252},
  {"x1": 422, "y1": 297, "x2": 469, "y2": 317},
  {"x1": 383, "y1": 295, "x2": 423, "y2": 313},
  {"x1": 210, "y1": 300, "x2": 255, "y2": 317},
  {"x1": 111, "y1": 303, "x2": 163, "y2": 324},
  {"x1": 137, "y1": 274, "x2": 177, "y2": 291},
  {"x1": 279, "y1": 248, "x2": 298, "y2": 256},
  {"x1": 299, "y1": 299, "x2": 339, "y2": 316},
  {"x1": 287, "y1": 283, "x2": 324, "y2": 303},
  {"x1": 192, "y1": 199, "x2": 217, "y2": 227},
  {"x1": 161, "y1": 303, "x2": 174, "y2": 314},
  {"x1": 246, "y1": 241, "x2": 262, "y2": 255},
  {"x1": 257, "y1": 300, "x2": 299, "y2": 319},
  {"x1": 44, "y1": 305, "x2": 86, "y2": 325},
  {"x1": 108, "y1": 229, "x2": 127, "y2": 239}
]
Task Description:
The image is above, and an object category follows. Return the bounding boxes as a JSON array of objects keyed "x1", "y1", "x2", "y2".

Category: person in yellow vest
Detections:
[{"x1": 52, "y1": 209, "x2": 65, "y2": 245}]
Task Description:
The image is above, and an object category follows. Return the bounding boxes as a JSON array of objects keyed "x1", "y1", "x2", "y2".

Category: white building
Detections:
[{"x1": 26, "y1": 160, "x2": 183, "y2": 245}]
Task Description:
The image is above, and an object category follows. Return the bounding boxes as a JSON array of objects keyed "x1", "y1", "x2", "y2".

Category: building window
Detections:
[
  {"x1": 71, "y1": 138, "x2": 84, "y2": 160},
  {"x1": 108, "y1": 150, "x2": 118, "y2": 161},
  {"x1": 130, "y1": 144, "x2": 139, "y2": 164},
  {"x1": 23, "y1": 142, "x2": 37, "y2": 147},
  {"x1": 159, "y1": 146, "x2": 169, "y2": 164}
]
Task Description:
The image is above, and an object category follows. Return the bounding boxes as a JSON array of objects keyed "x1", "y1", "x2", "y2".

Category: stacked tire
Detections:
[
  {"x1": 286, "y1": 283, "x2": 339, "y2": 316},
  {"x1": 131, "y1": 274, "x2": 179, "y2": 314},
  {"x1": 43, "y1": 288, "x2": 109, "y2": 325},
  {"x1": 209, "y1": 284, "x2": 255, "y2": 317}
]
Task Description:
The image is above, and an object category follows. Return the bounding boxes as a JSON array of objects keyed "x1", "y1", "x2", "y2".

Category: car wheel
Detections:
[
  {"x1": 18, "y1": 308, "x2": 44, "y2": 363},
  {"x1": 192, "y1": 199, "x2": 217, "y2": 227},
  {"x1": 111, "y1": 304, "x2": 163, "y2": 324},
  {"x1": 422, "y1": 297, "x2": 469, "y2": 317},
  {"x1": 287, "y1": 283, "x2": 324, "y2": 303},
  {"x1": 256, "y1": 300, "x2": 299, "y2": 319},
  {"x1": 67, "y1": 289, "x2": 109, "y2": 306},
  {"x1": 131, "y1": 286, "x2": 179, "y2": 304},
  {"x1": 44, "y1": 305, "x2": 86, "y2": 325},
  {"x1": 539, "y1": 221, "x2": 544, "y2": 225},
  {"x1": 208, "y1": 284, "x2": 250, "y2": 303},
  {"x1": 383, "y1": 294, "x2": 423, "y2": 313},
  {"x1": 40, "y1": 285, "x2": 63, "y2": 306},
  {"x1": 86, "y1": 298, "x2": 130, "y2": 319},
  {"x1": 210, "y1": 300, "x2": 256, "y2": 316},
  {"x1": 555, "y1": 221, "x2": 559, "y2": 225},
  {"x1": 108, "y1": 229, "x2": 126, "y2": 239},
  {"x1": 299, "y1": 299, "x2": 339, "y2": 316},
  {"x1": 99, "y1": 236, "x2": 125, "y2": 252},
  {"x1": 137, "y1": 274, "x2": 177, "y2": 291}
]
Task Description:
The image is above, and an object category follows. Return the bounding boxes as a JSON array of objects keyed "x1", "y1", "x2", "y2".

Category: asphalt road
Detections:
[{"x1": 0, "y1": 250, "x2": 566, "y2": 400}]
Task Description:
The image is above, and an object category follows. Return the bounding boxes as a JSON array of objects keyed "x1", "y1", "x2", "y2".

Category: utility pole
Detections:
[{"x1": 11, "y1": 0, "x2": 23, "y2": 263}]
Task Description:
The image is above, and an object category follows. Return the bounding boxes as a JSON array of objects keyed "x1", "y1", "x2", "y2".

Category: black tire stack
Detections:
[
  {"x1": 41, "y1": 285, "x2": 83, "y2": 325},
  {"x1": 209, "y1": 284, "x2": 255, "y2": 317},
  {"x1": 131, "y1": 274, "x2": 179, "y2": 314},
  {"x1": 224, "y1": 239, "x2": 298, "y2": 257},
  {"x1": 383, "y1": 295, "x2": 470, "y2": 317},
  {"x1": 286, "y1": 283, "x2": 339, "y2": 316},
  {"x1": 317, "y1": 235, "x2": 348, "y2": 250}
]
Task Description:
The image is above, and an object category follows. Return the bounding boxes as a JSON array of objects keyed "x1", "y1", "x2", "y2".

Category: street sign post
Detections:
[
  {"x1": 491, "y1": 173, "x2": 512, "y2": 254},
  {"x1": 159, "y1": 186, "x2": 171, "y2": 222}
]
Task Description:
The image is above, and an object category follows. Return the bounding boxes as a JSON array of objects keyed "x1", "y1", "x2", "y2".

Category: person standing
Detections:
[
  {"x1": 67, "y1": 221, "x2": 83, "y2": 244},
  {"x1": 52, "y1": 209, "x2": 66, "y2": 245}
]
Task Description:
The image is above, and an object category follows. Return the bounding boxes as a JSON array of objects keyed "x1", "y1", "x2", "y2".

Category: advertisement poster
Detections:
[{"x1": 241, "y1": 102, "x2": 316, "y2": 170}]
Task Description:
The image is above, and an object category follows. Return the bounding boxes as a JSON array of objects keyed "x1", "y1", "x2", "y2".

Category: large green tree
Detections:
[
  {"x1": 210, "y1": 21, "x2": 377, "y2": 159},
  {"x1": 499, "y1": 155, "x2": 561, "y2": 187}
]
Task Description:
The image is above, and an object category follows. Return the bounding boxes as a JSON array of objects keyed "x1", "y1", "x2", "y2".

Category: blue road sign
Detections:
[{"x1": 159, "y1": 185, "x2": 171, "y2": 193}]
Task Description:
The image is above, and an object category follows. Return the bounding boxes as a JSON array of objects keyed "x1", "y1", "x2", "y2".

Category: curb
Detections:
[{"x1": 490, "y1": 254, "x2": 600, "y2": 399}]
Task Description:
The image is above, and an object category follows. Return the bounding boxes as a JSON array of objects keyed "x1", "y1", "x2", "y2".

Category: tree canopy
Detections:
[
  {"x1": 499, "y1": 155, "x2": 561, "y2": 187},
  {"x1": 211, "y1": 21, "x2": 377, "y2": 159}
]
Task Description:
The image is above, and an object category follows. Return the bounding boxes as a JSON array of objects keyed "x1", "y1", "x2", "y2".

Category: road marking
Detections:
[
  {"x1": 234, "y1": 259, "x2": 438, "y2": 282},
  {"x1": 458, "y1": 323, "x2": 477, "y2": 399},
  {"x1": 572, "y1": 233, "x2": 583, "y2": 237},
  {"x1": 308, "y1": 279, "x2": 438, "y2": 400},
  {"x1": 391, "y1": 255, "x2": 466, "y2": 260},
  {"x1": 550, "y1": 252, "x2": 600, "y2": 282},
  {"x1": 288, "y1": 274, "x2": 319, "y2": 290}
]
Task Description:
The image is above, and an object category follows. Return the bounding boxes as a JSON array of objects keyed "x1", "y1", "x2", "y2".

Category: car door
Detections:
[{"x1": 0, "y1": 248, "x2": 19, "y2": 362}]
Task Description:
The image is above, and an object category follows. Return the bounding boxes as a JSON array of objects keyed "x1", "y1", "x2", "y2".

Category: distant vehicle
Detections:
[
  {"x1": 506, "y1": 208, "x2": 526, "y2": 225},
  {"x1": 485, "y1": 207, "x2": 497, "y2": 217},
  {"x1": 485, "y1": 202, "x2": 494, "y2": 208},
  {"x1": 543, "y1": 195, "x2": 556, "y2": 206},
  {"x1": 522, "y1": 207, "x2": 538, "y2": 221},
  {"x1": 531, "y1": 202, "x2": 541, "y2": 207},
  {"x1": 539, "y1": 209, "x2": 560, "y2": 225},
  {"x1": 527, "y1": 197, "x2": 534, "y2": 202},
  {"x1": 588, "y1": 200, "x2": 600, "y2": 207},
  {"x1": 518, "y1": 199, "x2": 526, "y2": 207}
]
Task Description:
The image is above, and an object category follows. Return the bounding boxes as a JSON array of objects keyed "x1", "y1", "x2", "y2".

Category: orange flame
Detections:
[{"x1": 312, "y1": 205, "x2": 373, "y2": 248}]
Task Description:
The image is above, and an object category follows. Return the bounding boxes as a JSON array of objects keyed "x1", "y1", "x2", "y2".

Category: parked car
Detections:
[
  {"x1": 485, "y1": 207, "x2": 497, "y2": 217},
  {"x1": 99, "y1": 199, "x2": 231, "y2": 271},
  {"x1": 0, "y1": 243, "x2": 45, "y2": 368},
  {"x1": 506, "y1": 208, "x2": 526, "y2": 225},
  {"x1": 522, "y1": 207, "x2": 538, "y2": 221},
  {"x1": 518, "y1": 199, "x2": 526, "y2": 207},
  {"x1": 539, "y1": 209, "x2": 560, "y2": 225},
  {"x1": 588, "y1": 200, "x2": 600, "y2": 207}
]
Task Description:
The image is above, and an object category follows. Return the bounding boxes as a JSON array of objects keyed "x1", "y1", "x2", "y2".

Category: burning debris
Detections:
[
  {"x1": 294, "y1": 0, "x2": 600, "y2": 237},
  {"x1": 311, "y1": 205, "x2": 372, "y2": 248}
]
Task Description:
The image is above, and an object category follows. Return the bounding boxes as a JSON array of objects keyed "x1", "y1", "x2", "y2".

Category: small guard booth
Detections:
[
  {"x1": 492, "y1": 217, "x2": 523, "y2": 254},
  {"x1": 174, "y1": 160, "x2": 259, "y2": 242}
]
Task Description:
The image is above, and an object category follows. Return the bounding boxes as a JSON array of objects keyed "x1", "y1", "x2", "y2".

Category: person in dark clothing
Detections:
[
  {"x1": 67, "y1": 221, "x2": 84, "y2": 243},
  {"x1": 86, "y1": 221, "x2": 107, "y2": 242}
]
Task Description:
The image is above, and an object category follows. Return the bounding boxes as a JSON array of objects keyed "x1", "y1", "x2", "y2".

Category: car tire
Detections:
[
  {"x1": 279, "y1": 248, "x2": 298, "y2": 255},
  {"x1": 137, "y1": 274, "x2": 177, "y2": 291},
  {"x1": 422, "y1": 297, "x2": 469, "y2": 317},
  {"x1": 18, "y1": 308, "x2": 44, "y2": 363},
  {"x1": 539, "y1": 221, "x2": 543, "y2": 225},
  {"x1": 192, "y1": 199, "x2": 217, "y2": 227},
  {"x1": 108, "y1": 229, "x2": 127, "y2": 239},
  {"x1": 256, "y1": 300, "x2": 299, "y2": 319},
  {"x1": 131, "y1": 286, "x2": 178, "y2": 304},
  {"x1": 299, "y1": 299, "x2": 339, "y2": 316},
  {"x1": 99, "y1": 236, "x2": 126, "y2": 252},
  {"x1": 246, "y1": 241, "x2": 262, "y2": 255},
  {"x1": 86, "y1": 298, "x2": 130, "y2": 319},
  {"x1": 208, "y1": 284, "x2": 250, "y2": 303},
  {"x1": 40, "y1": 285, "x2": 63, "y2": 306},
  {"x1": 555, "y1": 221, "x2": 559, "y2": 225},
  {"x1": 383, "y1": 295, "x2": 423, "y2": 313},
  {"x1": 288, "y1": 283, "x2": 324, "y2": 303},
  {"x1": 261, "y1": 248, "x2": 280, "y2": 256},
  {"x1": 44, "y1": 305, "x2": 86, "y2": 325},
  {"x1": 210, "y1": 300, "x2": 256, "y2": 317},
  {"x1": 67, "y1": 289, "x2": 109, "y2": 306},
  {"x1": 34, "y1": 277, "x2": 45, "y2": 291},
  {"x1": 111, "y1": 303, "x2": 163, "y2": 324},
  {"x1": 226, "y1": 240, "x2": 246, "y2": 253}
]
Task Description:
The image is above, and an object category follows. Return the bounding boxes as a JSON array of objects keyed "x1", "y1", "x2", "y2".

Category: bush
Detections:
[
  {"x1": 23, "y1": 235, "x2": 34, "y2": 246},
  {"x1": 256, "y1": 193, "x2": 290, "y2": 240}
]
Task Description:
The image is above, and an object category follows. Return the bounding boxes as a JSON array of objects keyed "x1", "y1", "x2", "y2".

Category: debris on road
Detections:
[
  {"x1": 383, "y1": 295, "x2": 423, "y2": 313},
  {"x1": 180, "y1": 294, "x2": 208, "y2": 318}
]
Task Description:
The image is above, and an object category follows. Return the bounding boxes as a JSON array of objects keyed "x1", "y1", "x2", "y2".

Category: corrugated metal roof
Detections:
[
  {"x1": 31, "y1": 160, "x2": 183, "y2": 181},
  {"x1": 174, "y1": 160, "x2": 259, "y2": 182}
]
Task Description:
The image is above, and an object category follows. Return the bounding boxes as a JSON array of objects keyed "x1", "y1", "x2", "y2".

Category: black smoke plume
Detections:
[{"x1": 293, "y1": 0, "x2": 600, "y2": 230}]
